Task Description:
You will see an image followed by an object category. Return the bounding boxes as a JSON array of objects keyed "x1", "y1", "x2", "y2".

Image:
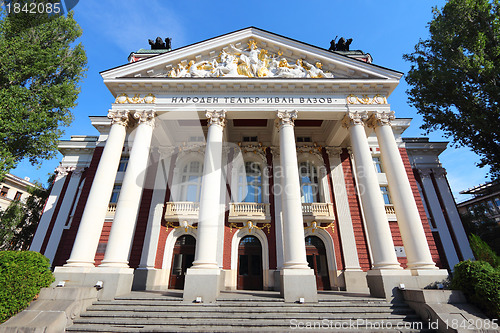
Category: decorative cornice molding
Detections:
[
  {"x1": 133, "y1": 110, "x2": 156, "y2": 127},
  {"x1": 346, "y1": 94, "x2": 387, "y2": 105},
  {"x1": 276, "y1": 110, "x2": 297, "y2": 127},
  {"x1": 238, "y1": 143, "x2": 267, "y2": 162},
  {"x1": 342, "y1": 111, "x2": 368, "y2": 129},
  {"x1": 206, "y1": 110, "x2": 226, "y2": 128},
  {"x1": 108, "y1": 110, "x2": 130, "y2": 126},
  {"x1": 367, "y1": 111, "x2": 395, "y2": 128},
  {"x1": 115, "y1": 93, "x2": 156, "y2": 104},
  {"x1": 296, "y1": 143, "x2": 322, "y2": 160}
]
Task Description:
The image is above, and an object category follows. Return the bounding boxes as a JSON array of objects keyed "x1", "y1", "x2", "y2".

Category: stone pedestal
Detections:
[
  {"x1": 280, "y1": 269, "x2": 318, "y2": 303},
  {"x1": 366, "y1": 269, "x2": 449, "y2": 302},
  {"x1": 183, "y1": 268, "x2": 221, "y2": 303},
  {"x1": 53, "y1": 266, "x2": 134, "y2": 300},
  {"x1": 343, "y1": 270, "x2": 370, "y2": 294}
]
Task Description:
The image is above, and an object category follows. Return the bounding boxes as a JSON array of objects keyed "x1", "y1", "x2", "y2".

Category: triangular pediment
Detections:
[{"x1": 101, "y1": 27, "x2": 402, "y2": 82}]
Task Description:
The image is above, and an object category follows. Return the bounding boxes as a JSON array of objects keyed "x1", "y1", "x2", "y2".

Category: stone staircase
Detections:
[{"x1": 67, "y1": 290, "x2": 435, "y2": 332}]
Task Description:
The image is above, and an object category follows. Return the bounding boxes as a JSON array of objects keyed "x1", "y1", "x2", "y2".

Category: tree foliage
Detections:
[
  {"x1": 0, "y1": 2, "x2": 87, "y2": 178},
  {"x1": 0, "y1": 177, "x2": 52, "y2": 250},
  {"x1": 460, "y1": 202, "x2": 500, "y2": 256},
  {"x1": 404, "y1": 0, "x2": 500, "y2": 177}
]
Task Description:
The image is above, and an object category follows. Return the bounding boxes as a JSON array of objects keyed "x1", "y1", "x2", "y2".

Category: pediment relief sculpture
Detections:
[{"x1": 166, "y1": 39, "x2": 334, "y2": 79}]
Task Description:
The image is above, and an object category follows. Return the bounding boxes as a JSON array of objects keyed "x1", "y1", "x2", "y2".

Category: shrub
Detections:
[
  {"x1": 451, "y1": 260, "x2": 500, "y2": 319},
  {"x1": 469, "y1": 234, "x2": 500, "y2": 268},
  {"x1": 0, "y1": 251, "x2": 54, "y2": 323}
]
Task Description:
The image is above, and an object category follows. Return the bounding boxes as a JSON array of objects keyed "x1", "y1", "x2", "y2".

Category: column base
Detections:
[
  {"x1": 280, "y1": 268, "x2": 318, "y2": 303},
  {"x1": 183, "y1": 268, "x2": 221, "y2": 303},
  {"x1": 366, "y1": 269, "x2": 449, "y2": 302},
  {"x1": 343, "y1": 269, "x2": 369, "y2": 294},
  {"x1": 53, "y1": 266, "x2": 134, "y2": 300}
]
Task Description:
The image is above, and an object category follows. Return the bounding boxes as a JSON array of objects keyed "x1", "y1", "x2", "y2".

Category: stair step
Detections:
[
  {"x1": 67, "y1": 324, "x2": 433, "y2": 333},
  {"x1": 67, "y1": 292, "x2": 430, "y2": 333}
]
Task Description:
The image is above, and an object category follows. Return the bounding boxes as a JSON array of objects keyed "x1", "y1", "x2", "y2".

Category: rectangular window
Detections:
[
  {"x1": 495, "y1": 198, "x2": 500, "y2": 212},
  {"x1": 373, "y1": 156, "x2": 383, "y2": 173},
  {"x1": 109, "y1": 184, "x2": 121, "y2": 203},
  {"x1": 0, "y1": 187, "x2": 8, "y2": 198},
  {"x1": 380, "y1": 186, "x2": 392, "y2": 205},
  {"x1": 296, "y1": 137, "x2": 312, "y2": 143},
  {"x1": 487, "y1": 201, "x2": 497, "y2": 215},
  {"x1": 14, "y1": 191, "x2": 22, "y2": 201},
  {"x1": 117, "y1": 157, "x2": 129, "y2": 172},
  {"x1": 243, "y1": 136, "x2": 258, "y2": 142},
  {"x1": 188, "y1": 136, "x2": 205, "y2": 142}
]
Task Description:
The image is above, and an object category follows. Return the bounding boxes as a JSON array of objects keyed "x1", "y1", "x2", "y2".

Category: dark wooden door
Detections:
[
  {"x1": 168, "y1": 235, "x2": 196, "y2": 289},
  {"x1": 237, "y1": 236, "x2": 263, "y2": 290},
  {"x1": 305, "y1": 236, "x2": 331, "y2": 290}
]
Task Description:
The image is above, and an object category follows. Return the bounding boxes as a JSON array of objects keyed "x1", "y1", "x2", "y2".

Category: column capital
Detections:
[
  {"x1": 367, "y1": 111, "x2": 395, "y2": 128},
  {"x1": 71, "y1": 166, "x2": 86, "y2": 177},
  {"x1": 108, "y1": 110, "x2": 130, "y2": 126},
  {"x1": 55, "y1": 165, "x2": 75, "y2": 180},
  {"x1": 133, "y1": 110, "x2": 156, "y2": 127},
  {"x1": 206, "y1": 110, "x2": 226, "y2": 128},
  {"x1": 276, "y1": 110, "x2": 297, "y2": 127},
  {"x1": 342, "y1": 111, "x2": 368, "y2": 129},
  {"x1": 418, "y1": 168, "x2": 433, "y2": 179},
  {"x1": 433, "y1": 167, "x2": 447, "y2": 178},
  {"x1": 325, "y1": 147, "x2": 343, "y2": 157}
]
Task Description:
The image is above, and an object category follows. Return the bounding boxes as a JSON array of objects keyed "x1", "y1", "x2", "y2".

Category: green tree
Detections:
[
  {"x1": 460, "y1": 202, "x2": 500, "y2": 256},
  {"x1": 0, "y1": 1, "x2": 87, "y2": 179},
  {"x1": 0, "y1": 177, "x2": 52, "y2": 250},
  {"x1": 404, "y1": 0, "x2": 500, "y2": 177}
]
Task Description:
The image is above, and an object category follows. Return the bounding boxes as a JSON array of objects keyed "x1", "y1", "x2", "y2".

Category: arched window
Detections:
[
  {"x1": 298, "y1": 161, "x2": 319, "y2": 203},
  {"x1": 238, "y1": 161, "x2": 262, "y2": 203},
  {"x1": 180, "y1": 160, "x2": 203, "y2": 202}
]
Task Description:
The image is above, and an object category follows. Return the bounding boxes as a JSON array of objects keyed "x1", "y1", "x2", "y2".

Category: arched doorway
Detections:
[
  {"x1": 305, "y1": 236, "x2": 331, "y2": 290},
  {"x1": 237, "y1": 235, "x2": 263, "y2": 290},
  {"x1": 168, "y1": 235, "x2": 196, "y2": 289}
]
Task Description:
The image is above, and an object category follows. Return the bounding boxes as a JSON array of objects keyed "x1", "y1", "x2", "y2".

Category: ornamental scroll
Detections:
[{"x1": 166, "y1": 39, "x2": 334, "y2": 79}]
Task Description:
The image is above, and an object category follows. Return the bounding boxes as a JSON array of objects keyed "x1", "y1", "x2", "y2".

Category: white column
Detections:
[
  {"x1": 44, "y1": 167, "x2": 85, "y2": 263},
  {"x1": 418, "y1": 169, "x2": 460, "y2": 268},
  {"x1": 64, "y1": 110, "x2": 129, "y2": 267},
  {"x1": 100, "y1": 111, "x2": 155, "y2": 268},
  {"x1": 191, "y1": 110, "x2": 226, "y2": 269},
  {"x1": 277, "y1": 110, "x2": 309, "y2": 270},
  {"x1": 370, "y1": 111, "x2": 436, "y2": 270},
  {"x1": 30, "y1": 165, "x2": 74, "y2": 252},
  {"x1": 433, "y1": 168, "x2": 475, "y2": 260},
  {"x1": 342, "y1": 111, "x2": 401, "y2": 270}
]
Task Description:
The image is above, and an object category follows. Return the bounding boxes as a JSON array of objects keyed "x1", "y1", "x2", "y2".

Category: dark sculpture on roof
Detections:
[
  {"x1": 149, "y1": 37, "x2": 172, "y2": 50},
  {"x1": 329, "y1": 36, "x2": 353, "y2": 52}
]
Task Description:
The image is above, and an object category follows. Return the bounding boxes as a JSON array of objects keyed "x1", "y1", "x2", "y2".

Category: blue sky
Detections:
[{"x1": 11, "y1": 0, "x2": 489, "y2": 201}]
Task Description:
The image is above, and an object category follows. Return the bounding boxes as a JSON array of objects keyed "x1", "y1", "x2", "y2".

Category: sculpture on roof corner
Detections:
[
  {"x1": 149, "y1": 37, "x2": 172, "y2": 50},
  {"x1": 165, "y1": 39, "x2": 333, "y2": 79},
  {"x1": 329, "y1": 36, "x2": 353, "y2": 52}
]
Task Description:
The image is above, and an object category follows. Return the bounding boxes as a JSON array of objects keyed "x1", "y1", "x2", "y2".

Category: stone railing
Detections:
[
  {"x1": 107, "y1": 203, "x2": 117, "y2": 216},
  {"x1": 302, "y1": 203, "x2": 335, "y2": 218},
  {"x1": 165, "y1": 202, "x2": 200, "y2": 218},
  {"x1": 385, "y1": 204, "x2": 396, "y2": 215},
  {"x1": 229, "y1": 202, "x2": 270, "y2": 217}
]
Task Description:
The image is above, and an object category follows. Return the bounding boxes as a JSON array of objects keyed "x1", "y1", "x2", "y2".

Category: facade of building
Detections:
[
  {"x1": 31, "y1": 28, "x2": 473, "y2": 302},
  {"x1": 457, "y1": 181, "x2": 500, "y2": 223},
  {"x1": 0, "y1": 173, "x2": 35, "y2": 212}
]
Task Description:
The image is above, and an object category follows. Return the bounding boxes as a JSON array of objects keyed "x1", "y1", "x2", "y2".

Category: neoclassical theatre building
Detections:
[{"x1": 31, "y1": 28, "x2": 473, "y2": 302}]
